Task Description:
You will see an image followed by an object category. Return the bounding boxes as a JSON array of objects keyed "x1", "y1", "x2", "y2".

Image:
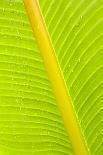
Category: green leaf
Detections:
[
  {"x1": 0, "y1": 0, "x2": 102, "y2": 155},
  {"x1": 39, "y1": 0, "x2": 103, "y2": 154}
]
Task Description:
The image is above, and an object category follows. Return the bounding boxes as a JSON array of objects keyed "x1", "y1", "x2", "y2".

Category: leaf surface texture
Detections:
[{"x1": 0, "y1": 0, "x2": 102, "y2": 155}]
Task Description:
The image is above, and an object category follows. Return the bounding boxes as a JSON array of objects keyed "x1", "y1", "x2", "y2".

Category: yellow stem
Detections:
[{"x1": 23, "y1": 0, "x2": 90, "y2": 155}]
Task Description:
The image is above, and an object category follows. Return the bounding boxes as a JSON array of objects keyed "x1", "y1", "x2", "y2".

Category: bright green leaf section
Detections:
[
  {"x1": 0, "y1": 0, "x2": 103, "y2": 155},
  {"x1": 0, "y1": 1, "x2": 73, "y2": 155},
  {"x1": 39, "y1": 0, "x2": 103, "y2": 155}
]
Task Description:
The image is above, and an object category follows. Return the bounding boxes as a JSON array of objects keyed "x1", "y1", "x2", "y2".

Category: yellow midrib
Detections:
[{"x1": 23, "y1": 0, "x2": 90, "y2": 155}]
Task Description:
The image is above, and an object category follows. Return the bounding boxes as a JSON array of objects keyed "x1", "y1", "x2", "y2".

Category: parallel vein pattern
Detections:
[
  {"x1": 0, "y1": 1, "x2": 73, "y2": 155},
  {"x1": 39, "y1": 0, "x2": 103, "y2": 155}
]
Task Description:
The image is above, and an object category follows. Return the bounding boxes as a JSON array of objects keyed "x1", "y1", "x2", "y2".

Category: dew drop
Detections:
[
  {"x1": 80, "y1": 16, "x2": 83, "y2": 19},
  {"x1": 47, "y1": 130, "x2": 50, "y2": 135},
  {"x1": 11, "y1": 76, "x2": 14, "y2": 81},
  {"x1": 17, "y1": 30, "x2": 20, "y2": 35},
  {"x1": 31, "y1": 143, "x2": 34, "y2": 151},
  {"x1": 78, "y1": 58, "x2": 81, "y2": 62},
  {"x1": 9, "y1": 3, "x2": 12, "y2": 6},
  {"x1": 16, "y1": 97, "x2": 22, "y2": 104},
  {"x1": 2, "y1": 8, "x2": 5, "y2": 12}
]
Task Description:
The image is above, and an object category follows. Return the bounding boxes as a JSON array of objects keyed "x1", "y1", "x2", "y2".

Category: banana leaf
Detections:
[{"x1": 0, "y1": 0, "x2": 102, "y2": 155}]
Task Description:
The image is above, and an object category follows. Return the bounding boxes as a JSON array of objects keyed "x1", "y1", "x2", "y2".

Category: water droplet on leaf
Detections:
[{"x1": 78, "y1": 58, "x2": 81, "y2": 62}]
